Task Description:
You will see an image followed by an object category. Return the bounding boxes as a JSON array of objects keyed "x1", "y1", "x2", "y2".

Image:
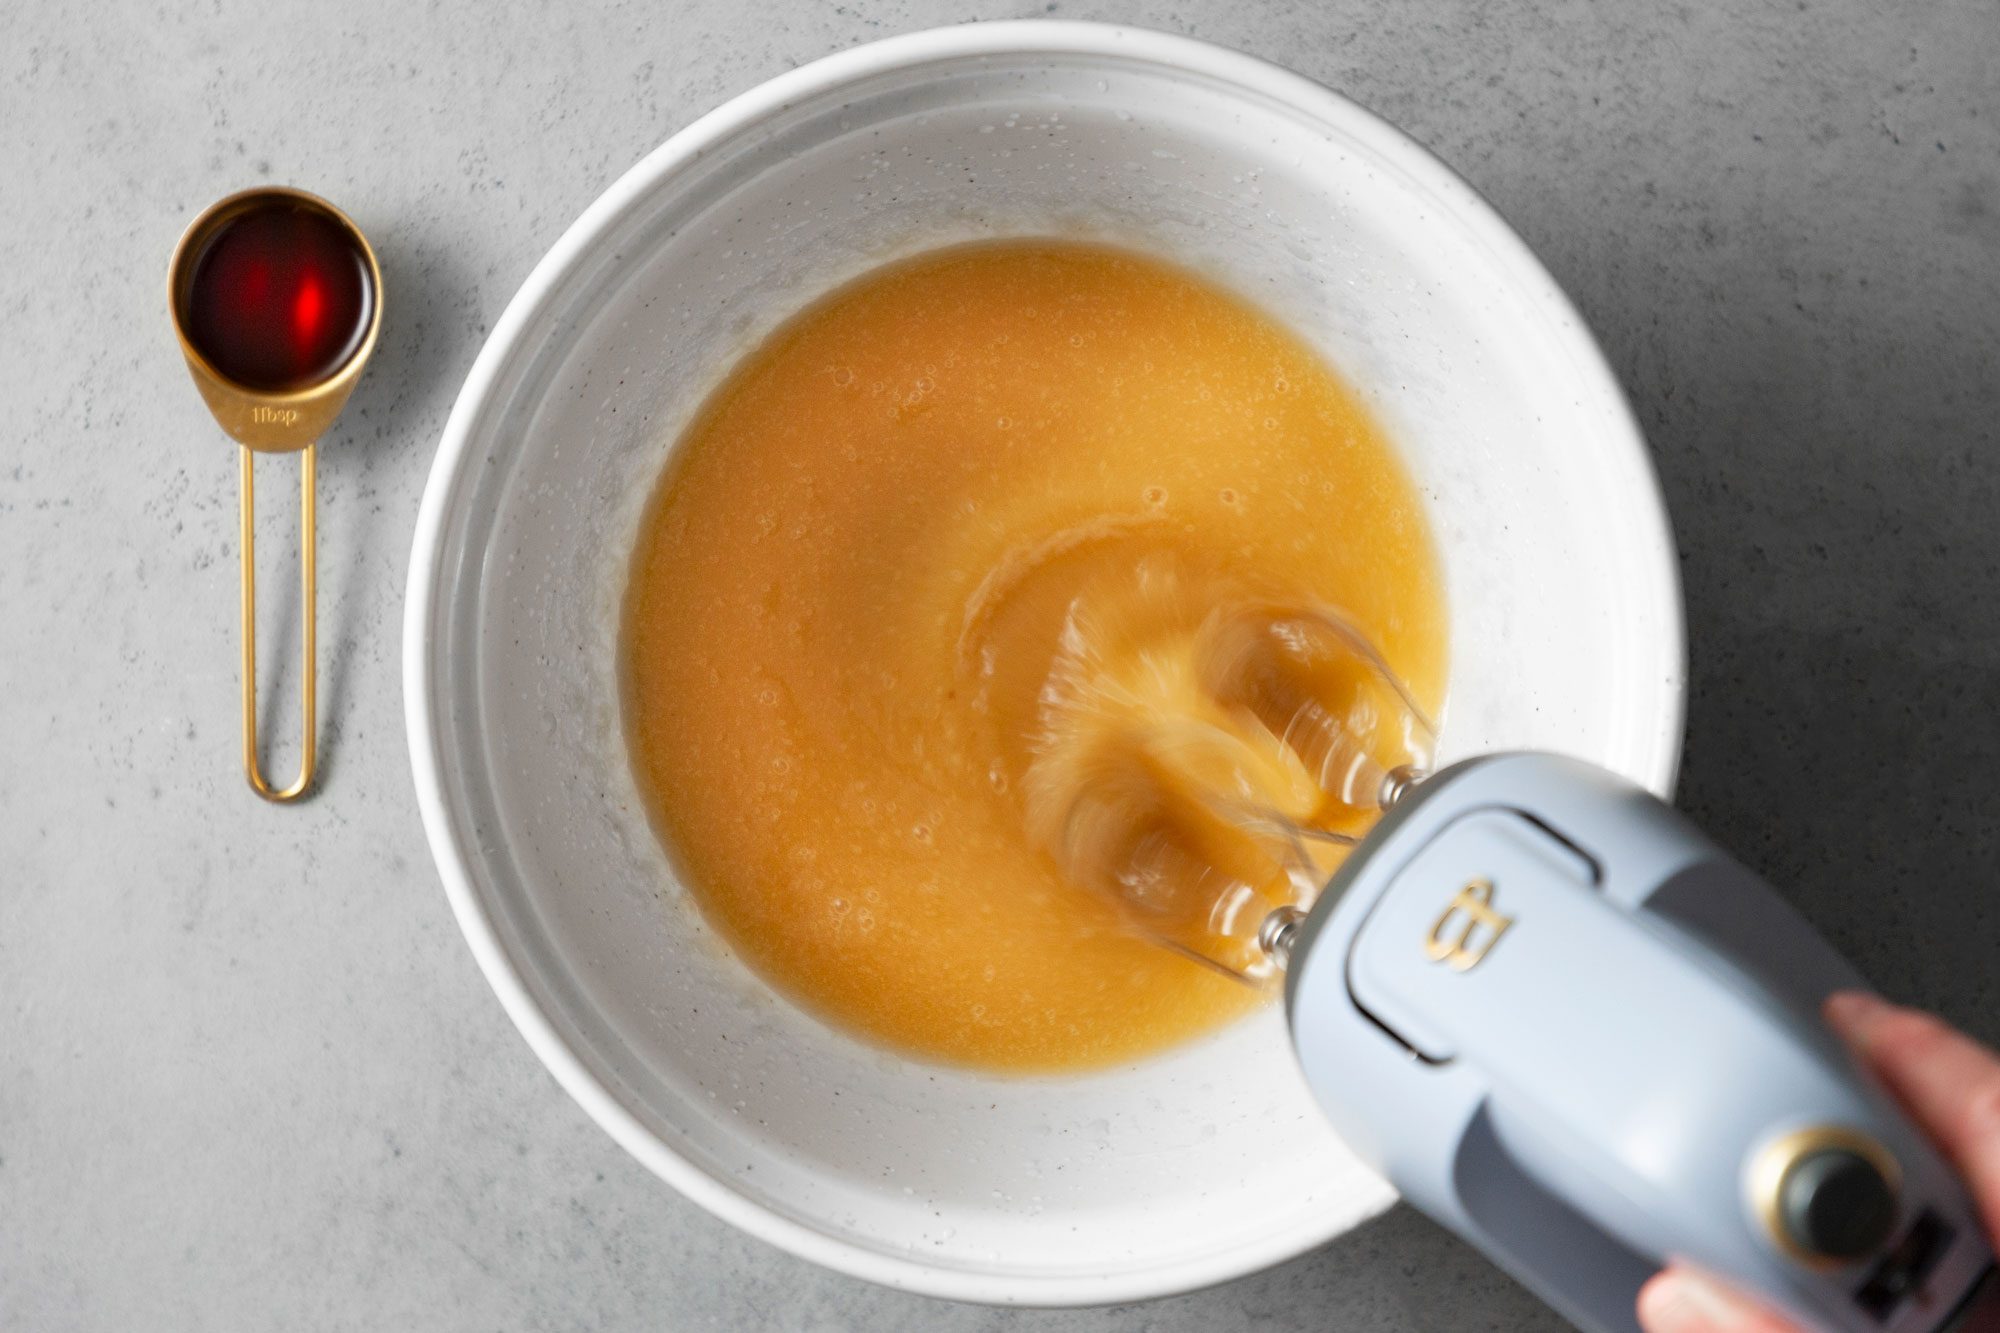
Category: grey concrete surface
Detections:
[{"x1": 4, "y1": 1, "x2": 1997, "y2": 1328}]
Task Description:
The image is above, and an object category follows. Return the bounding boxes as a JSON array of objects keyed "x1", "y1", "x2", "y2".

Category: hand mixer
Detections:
[{"x1": 1026, "y1": 581, "x2": 2000, "y2": 1333}]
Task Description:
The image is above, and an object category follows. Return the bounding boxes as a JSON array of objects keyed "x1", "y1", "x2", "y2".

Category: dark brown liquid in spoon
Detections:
[{"x1": 183, "y1": 201, "x2": 372, "y2": 392}]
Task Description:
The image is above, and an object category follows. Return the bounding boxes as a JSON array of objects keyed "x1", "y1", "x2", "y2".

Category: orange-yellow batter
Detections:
[{"x1": 622, "y1": 240, "x2": 1445, "y2": 1072}]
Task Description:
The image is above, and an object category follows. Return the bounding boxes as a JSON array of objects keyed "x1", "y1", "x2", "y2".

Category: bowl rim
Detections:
[{"x1": 403, "y1": 17, "x2": 1687, "y2": 1306}]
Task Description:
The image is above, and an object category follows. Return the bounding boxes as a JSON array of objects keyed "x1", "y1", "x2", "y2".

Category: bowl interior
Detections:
[{"x1": 411, "y1": 30, "x2": 1682, "y2": 1301}]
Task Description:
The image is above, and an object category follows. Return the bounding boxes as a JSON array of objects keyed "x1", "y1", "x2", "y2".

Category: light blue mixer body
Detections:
[{"x1": 1284, "y1": 753, "x2": 1997, "y2": 1332}]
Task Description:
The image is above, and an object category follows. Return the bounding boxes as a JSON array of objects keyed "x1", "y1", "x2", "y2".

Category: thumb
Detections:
[{"x1": 1637, "y1": 1267, "x2": 1807, "y2": 1333}]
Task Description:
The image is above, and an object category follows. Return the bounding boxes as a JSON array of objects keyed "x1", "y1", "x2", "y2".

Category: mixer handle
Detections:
[{"x1": 1290, "y1": 753, "x2": 1994, "y2": 1333}]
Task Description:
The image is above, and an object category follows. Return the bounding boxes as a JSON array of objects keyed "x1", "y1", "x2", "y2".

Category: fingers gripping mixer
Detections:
[{"x1": 1282, "y1": 753, "x2": 1999, "y2": 1333}]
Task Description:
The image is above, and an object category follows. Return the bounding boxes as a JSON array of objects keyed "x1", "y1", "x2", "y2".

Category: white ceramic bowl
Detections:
[{"x1": 405, "y1": 21, "x2": 1684, "y2": 1305}]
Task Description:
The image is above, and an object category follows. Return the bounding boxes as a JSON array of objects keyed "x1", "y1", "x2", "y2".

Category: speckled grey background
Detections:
[{"x1": 3, "y1": 1, "x2": 1997, "y2": 1329}]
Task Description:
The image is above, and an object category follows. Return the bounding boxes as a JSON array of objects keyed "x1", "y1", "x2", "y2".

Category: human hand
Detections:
[{"x1": 1636, "y1": 991, "x2": 2000, "y2": 1333}]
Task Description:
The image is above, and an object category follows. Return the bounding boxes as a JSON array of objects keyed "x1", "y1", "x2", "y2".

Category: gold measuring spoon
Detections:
[{"x1": 168, "y1": 186, "x2": 382, "y2": 801}]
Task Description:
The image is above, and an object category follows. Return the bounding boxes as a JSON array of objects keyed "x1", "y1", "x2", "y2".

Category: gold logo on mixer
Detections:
[{"x1": 1424, "y1": 878, "x2": 1514, "y2": 971}]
